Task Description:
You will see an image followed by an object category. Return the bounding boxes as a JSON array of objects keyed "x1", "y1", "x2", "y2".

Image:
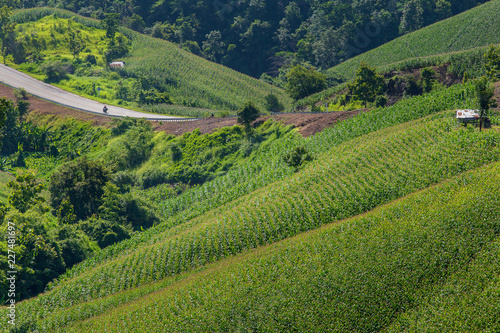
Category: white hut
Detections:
[
  {"x1": 455, "y1": 109, "x2": 479, "y2": 123},
  {"x1": 109, "y1": 61, "x2": 125, "y2": 69}
]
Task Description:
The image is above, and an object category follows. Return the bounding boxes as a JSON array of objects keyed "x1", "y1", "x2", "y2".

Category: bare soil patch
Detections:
[
  {"x1": 0, "y1": 83, "x2": 113, "y2": 126},
  {"x1": 1, "y1": 83, "x2": 364, "y2": 137},
  {"x1": 153, "y1": 109, "x2": 365, "y2": 138}
]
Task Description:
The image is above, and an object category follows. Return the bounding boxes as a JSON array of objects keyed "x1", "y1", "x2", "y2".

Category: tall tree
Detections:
[
  {"x1": 285, "y1": 65, "x2": 326, "y2": 100},
  {"x1": 348, "y1": 62, "x2": 385, "y2": 108},
  {"x1": 237, "y1": 101, "x2": 260, "y2": 133},
  {"x1": 484, "y1": 45, "x2": 500, "y2": 80},
  {"x1": 7, "y1": 172, "x2": 46, "y2": 213},
  {"x1": 399, "y1": 0, "x2": 424, "y2": 34},
  {"x1": 0, "y1": 5, "x2": 15, "y2": 64},
  {"x1": 202, "y1": 30, "x2": 226, "y2": 62},
  {"x1": 474, "y1": 77, "x2": 495, "y2": 132},
  {"x1": 68, "y1": 32, "x2": 85, "y2": 59},
  {"x1": 49, "y1": 157, "x2": 111, "y2": 220},
  {"x1": 104, "y1": 13, "x2": 120, "y2": 41}
]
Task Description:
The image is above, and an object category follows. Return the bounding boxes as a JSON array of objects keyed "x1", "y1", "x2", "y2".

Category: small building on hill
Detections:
[
  {"x1": 109, "y1": 61, "x2": 125, "y2": 69},
  {"x1": 456, "y1": 109, "x2": 479, "y2": 123},
  {"x1": 456, "y1": 109, "x2": 491, "y2": 128}
]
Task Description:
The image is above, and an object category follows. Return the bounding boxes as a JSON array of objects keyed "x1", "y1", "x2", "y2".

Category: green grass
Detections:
[
  {"x1": 10, "y1": 8, "x2": 293, "y2": 114},
  {"x1": 27, "y1": 156, "x2": 500, "y2": 332},
  {"x1": 324, "y1": 0, "x2": 500, "y2": 85}
]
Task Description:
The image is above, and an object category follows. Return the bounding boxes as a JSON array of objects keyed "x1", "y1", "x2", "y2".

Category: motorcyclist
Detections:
[{"x1": 103, "y1": 105, "x2": 108, "y2": 113}]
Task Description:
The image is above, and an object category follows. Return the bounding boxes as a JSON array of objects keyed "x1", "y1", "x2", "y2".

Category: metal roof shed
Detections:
[{"x1": 456, "y1": 109, "x2": 480, "y2": 123}]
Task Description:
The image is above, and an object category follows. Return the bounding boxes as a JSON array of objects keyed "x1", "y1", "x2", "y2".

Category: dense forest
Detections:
[{"x1": 0, "y1": 0, "x2": 490, "y2": 79}]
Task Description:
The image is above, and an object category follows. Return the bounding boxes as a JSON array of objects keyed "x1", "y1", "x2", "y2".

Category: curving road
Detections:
[{"x1": 0, "y1": 63, "x2": 187, "y2": 120}]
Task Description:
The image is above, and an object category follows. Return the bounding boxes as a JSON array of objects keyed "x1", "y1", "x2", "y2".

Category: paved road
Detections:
[{"x1": 0, "y1": 64, "x2": 187, "y2": 120}]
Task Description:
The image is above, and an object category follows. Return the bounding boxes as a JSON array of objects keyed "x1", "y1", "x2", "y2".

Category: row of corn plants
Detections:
[
  {"x1": 45, "y1": 82, "x2": 479, "y2": 285},
  {"x1": 386, "y1": 235, "x2": 500, "y2": 332},
  {"x1": 43, "y1": 161, "x2": 500, "y2": 332},
  {"x1": 123, "y1": 33, "x2": 292, "y2": 112},
  {"x1": 322, "y1": 0, "x2": 500, "y2": 83},
  {"x1": 7, "y1": 110, "x2": 500, "y2": 331}
]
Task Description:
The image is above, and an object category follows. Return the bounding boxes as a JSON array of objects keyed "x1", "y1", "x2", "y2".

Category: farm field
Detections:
[
  {"x1": 326, "y1": 0, "x2": 500, "y2": 83},
  {"x1": 10, "y1": 127, "x2": 500, "y2": 331},
  {"x1": 59, "y1": 161, "x2": 500, "y2": 332},
  {"x1": 5, "y1": 85, "x2": 500, "y2": 330},
  {"x1": 37, "y1": 82, "x2": 480, "y2": 285}
]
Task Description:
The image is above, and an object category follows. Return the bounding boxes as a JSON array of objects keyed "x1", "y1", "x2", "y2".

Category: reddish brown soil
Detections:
[
  {"x1": 0, "y1": 83, "x2": 365, "y2": 137},
  {"x1": 0, "y1": 83, "x2": 114, "y2": 127},
  {"x1": 152, "y1": 109, "x2": 365, "y2": 138}
]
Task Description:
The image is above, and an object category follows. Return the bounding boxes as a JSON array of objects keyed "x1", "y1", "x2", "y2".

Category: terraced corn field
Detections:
[
  {"x1": 62, "y1": 162, "x2": 500, "y2": 332},
  {"x1": 326, "y1": 0, "x2": 500, "y2": 82},
  {"x1": 8, "y1": 103, "x2": 500, "y2": 331},
  {"x1": 51, "y1": 82, "x2": 479, "y2": 281},
  {"x1": 124, "y1": 34, "x2": 292, "y2": 111}
]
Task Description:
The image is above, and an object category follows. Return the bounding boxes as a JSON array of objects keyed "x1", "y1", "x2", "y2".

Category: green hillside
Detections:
[
  {"x1": 6, "y1": 81, "x2": 500, "y2": 331},
  {"x1": 327, "y1": 0, "x2": 500, "y2": 82},
  {"x1": 2, "y1": 1, "x2": 500, "y2": 331},
  {"x1": 10, "y1": 117, "x2": 500, "y2": 331},
  {"x1": 36, "y1": 83, "x2": 481, "y2": 285},
  {"x1": 9, "y1": 8, "x2": 292, "y2": 115},
  {"x1": 63, "y1": 161, "x2": 500, "y2": 332}
]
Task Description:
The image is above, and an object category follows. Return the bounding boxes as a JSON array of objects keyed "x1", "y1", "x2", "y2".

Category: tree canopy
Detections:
[
  {"x1": 2, "y1": 1, "x2": 489, "y2": 78},
  {"x1": 237, "y1": 101, "x2": 260, "y2": 132},
  {"x1": 285, "y1": 65, "x2": 326, "y2": 101},
  {"x1": 485, "y1": 45, "x2": 500, "y2": 80},
  {"x1": 348, "y1": 62, "x2": 385, "y2": 108},
  {"x1": 49, "y1": 157, "x2": 111, "y2": 220}
]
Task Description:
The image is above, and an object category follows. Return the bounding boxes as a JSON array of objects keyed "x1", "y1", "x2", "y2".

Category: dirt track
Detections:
[{"x1": 0, "y1": 83, "x2": 366, "y2": 138}]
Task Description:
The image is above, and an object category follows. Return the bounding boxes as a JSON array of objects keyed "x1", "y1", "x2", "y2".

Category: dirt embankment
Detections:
[{"x1": 0, "y1": 83, "x2": 365, "y2": 138}]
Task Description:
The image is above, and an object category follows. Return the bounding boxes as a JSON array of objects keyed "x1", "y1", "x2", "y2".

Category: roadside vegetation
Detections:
[{"x1": 3, "y1": 8, "x2": 291, "y2": 116}]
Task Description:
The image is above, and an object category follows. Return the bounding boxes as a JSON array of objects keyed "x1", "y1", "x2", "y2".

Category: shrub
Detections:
[
  {"x1": 49, "y1": 157, "x2": 111, "y2": 220},
  {"x1": 375, "y1": 95, "x2": 388, "y2": 108},
  {"x1": 237, "y1": 101, "x2": 260, "y2": 132},
  {"x1": 420, "y1": 67, "x2": 437, "y2": 93},
  {"x1": 139, "y1": 168, "x2": 172, "y2": 189},
  {"x1": 264, "y1": 94, "x2": 284, "y2": 113},
  {"x1": 78, "y1": 217, "x2": 131, "y2": 248},
  {"x1": 40, "y1": 60, "x2": 72, "y2": 82},
  {"x1": 283, "y1": 146, "x2": 313, "y2": 170},
  {"x1": 13, "y1": 87, "x2": 29, "y2": 101},
  {"x1": 85, "y1": 54, "x2": 97, "y2": 65},
  {"x1": 56, "y1": 225, "x2": 93, "y2": 269},
  {"x1": 348, "y1": 62, "x2": 385, "y2": 108}
]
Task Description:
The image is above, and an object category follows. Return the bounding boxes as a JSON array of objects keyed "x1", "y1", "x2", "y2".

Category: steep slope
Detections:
[
  {"x1": 61, "y1": 162, "x2": 500, "y2": 332},
  {"x1": 49, "y1": 83, "x2": 479, "y2": 283},
  {"x1": 327, "y1": 0, "x2": 500, "y2": 82},
  {"x1": 7, "y1": 96, "x2": 500, "y2": 331}
]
